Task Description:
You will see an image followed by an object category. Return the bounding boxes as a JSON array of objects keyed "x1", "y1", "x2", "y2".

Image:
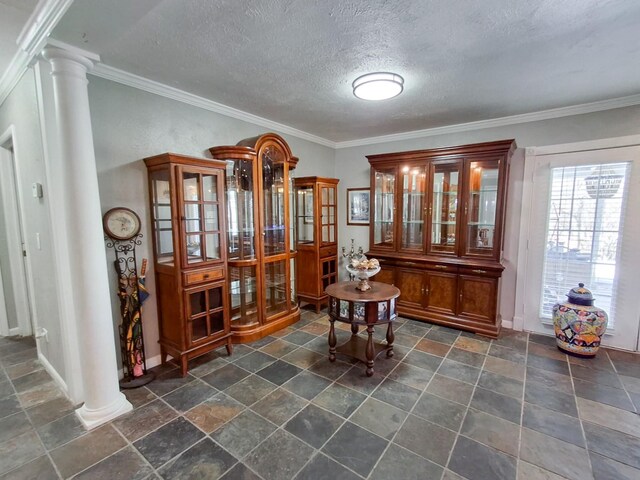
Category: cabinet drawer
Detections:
[
  {"x1": 184, "y1": 267, "x2": 224, "y2": 286},
  {"x1": 320, "y1": 245, "x2": 337, "y2": 258},
  {"x1": 424, "y1": 263, "x2": 458, "y2": 273},
  {"x1": 458, "y1": 267, "x2": 501, "y2": 278}
]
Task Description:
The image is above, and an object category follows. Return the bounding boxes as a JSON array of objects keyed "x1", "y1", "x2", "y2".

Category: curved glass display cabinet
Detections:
[{"x1": 209, "y1": 133, "x2": 299, "y2": 342}]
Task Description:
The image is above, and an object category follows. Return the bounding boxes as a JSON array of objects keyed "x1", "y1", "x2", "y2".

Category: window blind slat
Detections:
[{"x1": 540, "y1": 162, "x2": 630, "y2": 328}]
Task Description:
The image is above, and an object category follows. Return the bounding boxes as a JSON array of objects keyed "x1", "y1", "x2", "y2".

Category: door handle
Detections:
[
  {"x1": 472, "y1": 269, "x2": 486, "y2": 274},
  {"x1": 434, "y1": 265, "x2": 447, "y2": 270}
]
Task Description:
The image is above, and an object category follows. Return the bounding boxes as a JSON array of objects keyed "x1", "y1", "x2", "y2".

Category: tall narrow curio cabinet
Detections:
[
  {"x1": 293, "y1": 177, "x2": 339, "y2": 312},
  {"x1": 209, "y1": 133, "x2": 300, "y2": 342},
  {"x1": 144, "y1": 153, "x2": 232, "y2": 376},
  {"x1": 368, "y1": 140, "x2": 515, "y2": 338}
]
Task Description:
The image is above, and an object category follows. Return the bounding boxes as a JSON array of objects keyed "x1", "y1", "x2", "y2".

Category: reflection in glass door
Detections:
[
  {"x1": 181, "y1": 169, "x2": 223, "y2": 265},
  {"x1": 401, "y1": 165, "x2": 426, "y2": 250},
  {"x1": 465, "y1": 161, "x2": 499, "y2": 256},
  {"x1": 429, "y1": 162, "x2": 460, "y2": 254},
  {"x1": 373, "y1": 169, "x2": 396, "y2": 248}
]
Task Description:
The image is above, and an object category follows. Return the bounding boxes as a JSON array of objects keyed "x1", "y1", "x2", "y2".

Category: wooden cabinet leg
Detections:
[
  {"x1": 226, "y1": 340, "x2": 233, "y2": 356},
  {"x1": 315, "y1": 302, "x2": 321, "y2": 314},
  {"x1": 386, "y1": 322, "x2": 395, "y2": 358},
  {"x1": 351, "y1": 323, "x2": 359, "y2": 335},
  {"x1": 160, "y1": 347, "x2": 168, "y2": 365},
  {"x1": 365, "y1": 325, "x2": 375, "y2": 377},
  {"x1": 329, "y1": 319, "x2": 337, "y2": 362},
  {"x1": 180, "y1": 356, "x2": 188, "y2": 377}
]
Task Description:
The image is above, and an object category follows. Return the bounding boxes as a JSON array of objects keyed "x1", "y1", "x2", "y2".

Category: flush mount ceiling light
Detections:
[{"x1": 352, "y1": 72, "x2": 404, "y2": 101}]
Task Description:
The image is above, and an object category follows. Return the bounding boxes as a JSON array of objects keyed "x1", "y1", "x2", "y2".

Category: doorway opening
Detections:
[{"x1": 0, "y1": 130, "x2": 34, "y2": 338}]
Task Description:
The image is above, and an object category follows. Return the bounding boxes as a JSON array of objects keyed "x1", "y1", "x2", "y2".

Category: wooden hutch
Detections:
[
  {"x1": 144, "y1": 153, "x2": 232, "y2": 376},
  {"x1": 293, "y1": 177, "x2": 339, "y2": 312},
  {"x1": 367, "y1": 139, "x2": 515, "y2": 338},
  {"x1": 209, "y1": 133, "x2": 300, "y2": 342}
]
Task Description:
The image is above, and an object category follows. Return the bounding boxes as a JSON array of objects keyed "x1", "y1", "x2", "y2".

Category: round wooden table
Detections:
[{"x1": 325, "y1": 281, "x2": 400, "y2": 376}]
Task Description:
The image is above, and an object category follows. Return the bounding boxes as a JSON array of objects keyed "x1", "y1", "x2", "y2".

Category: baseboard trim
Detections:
[
  {"x1": 38, "y1": 352, "x2": 69, "y2": 397},
  {"x1": 8, "y1": 327, "x2": 20, "y2": 336},
  {"x1": 117, "y1": 353, "x2": 168, "y2": 379},
  {"x1": 501, "y1": 318, "x2": 514, "y2": 330}
]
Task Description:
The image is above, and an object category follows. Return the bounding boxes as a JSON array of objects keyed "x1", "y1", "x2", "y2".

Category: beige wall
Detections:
[
  {"x1": 87, "y1": 76, "x2": 336, "y2": 364},
  {"x1": 0, "y1": 68, "x2": 65, "y2": 378}
]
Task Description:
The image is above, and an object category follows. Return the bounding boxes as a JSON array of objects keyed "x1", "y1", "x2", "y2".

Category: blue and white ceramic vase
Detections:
[{"x1": 553, "y1": 283, "x2": 608, "y2": 357}]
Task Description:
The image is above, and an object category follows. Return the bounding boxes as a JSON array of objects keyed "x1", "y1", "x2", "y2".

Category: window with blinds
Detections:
[{"x1": 540, "y1": 162, "x2": 630, "y2": 328}]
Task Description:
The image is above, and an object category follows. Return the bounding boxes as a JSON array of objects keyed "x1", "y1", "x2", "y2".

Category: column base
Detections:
[{"x1": 75, "y1": 392, "x2": 133, "y2": 430}]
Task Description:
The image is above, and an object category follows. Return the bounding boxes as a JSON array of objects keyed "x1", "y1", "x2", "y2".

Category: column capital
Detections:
[{"x1": 42, "y1": 39, "x2": 100, "y2": 73}]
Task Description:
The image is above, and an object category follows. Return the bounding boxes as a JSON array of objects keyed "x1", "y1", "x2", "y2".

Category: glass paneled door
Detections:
[
  {"x1": 464, "y1": 159, "x2": 500, "y2": 257},
  {"x1": 372, "y1": 168, "x2": 396, "y2": 250},
  {"x1": 401, "y1": 165, "x2": 426, "y2": 251},
  {"x1": 522, "y1": 145, "x2": 640, "y2": 352},
  {"x1": 261, "y1": 144, "x2": 292, "y2": 320},
  {"x1": 179, "y1": 167, "x2": 224, "y2": 266},
  {"x1": 428, "y1": 161, "x2": 461, "y2": 255}
]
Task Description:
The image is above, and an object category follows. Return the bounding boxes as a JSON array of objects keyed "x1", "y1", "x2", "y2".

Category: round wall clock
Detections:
[{"x1": 103, "y1": 207, "x2": 141, "y2": 240}]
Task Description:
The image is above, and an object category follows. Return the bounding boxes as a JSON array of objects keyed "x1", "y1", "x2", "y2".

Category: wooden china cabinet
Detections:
[
  {"x1": 144, "y1": 153, "x2": 232, "y2": 376},
  {"x1": 367, "y1": 140, "x2": 515, "y2": 338},
  {"x1": 293, "y1": 177, "x2": 339, "y2": 312},
  {"x1": 209, "y1": 133, "x2": 300, "y2": 342}
]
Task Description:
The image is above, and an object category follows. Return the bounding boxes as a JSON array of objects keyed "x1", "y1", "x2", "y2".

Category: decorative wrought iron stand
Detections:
[
  {"x1": 105, "y1": 234, "x2": 155, "y2": 388},
  {"x1": 341, "y1": 238, "x2": 365, "y2": 281}
]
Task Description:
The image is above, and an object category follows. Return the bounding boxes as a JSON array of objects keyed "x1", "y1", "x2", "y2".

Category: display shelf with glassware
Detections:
[
  {"x1": 293, "y1": 177, "x2": 339, "y2": 312},
  {"x1": 209, "y1": 133, "x2": 299, "y2": 342},
  {"x1": 144, "y1": 153, "x2": 232, "y2": 376},
  {"x1": 366, "y1": 140, "x2": 515, "y2": 338}
]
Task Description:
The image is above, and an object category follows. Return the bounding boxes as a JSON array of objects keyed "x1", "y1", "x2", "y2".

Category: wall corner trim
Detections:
[
  {"x1": 0, "y1": 0, "x2": 75, "y2": 106},
  {"x1": 38, "y1": 351, "x2": 69, "y2": 397}
]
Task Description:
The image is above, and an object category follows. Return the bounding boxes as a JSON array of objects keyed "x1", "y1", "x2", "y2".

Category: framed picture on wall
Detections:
[{"x1": 347, "y1": 187, "x2": 370, "y2": 225}]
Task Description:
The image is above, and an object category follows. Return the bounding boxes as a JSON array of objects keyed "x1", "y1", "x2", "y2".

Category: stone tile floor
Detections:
[{"x1": 1, "y1": 309, "x2": 640, "y2": 479}]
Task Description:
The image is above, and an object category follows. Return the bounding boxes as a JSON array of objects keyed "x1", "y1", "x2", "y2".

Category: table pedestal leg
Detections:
[
  {"x1": 329, "y1": 319, "x2": 336, "y2": 362},
  {"x1": 351, "y1": 323, "x2": 359, "y2": 335},
  {"x1": 365, "y1": 325, "x2": 375, "y2": 376},
  {"x1": 386, "y1": 322, "x2": 395, "y2": 358}
]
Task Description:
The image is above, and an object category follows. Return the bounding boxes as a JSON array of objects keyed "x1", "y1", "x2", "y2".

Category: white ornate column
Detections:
[{"x1": 42, "y1": 44, "x2": 132, "y2": 429}]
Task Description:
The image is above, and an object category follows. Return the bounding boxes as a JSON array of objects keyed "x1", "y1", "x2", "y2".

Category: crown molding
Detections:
[
  {"x1": 0, "y1": 0, "x2": 75, "y2": 106},
  {"x1": 334, "y1": 94, "x2": 640, "y2": 149},
  {"x1": 0, "y1": 50, "x2": 30, "y2": 107},
  {"x1": 91, "y1": 63, "x2": 337, "y2": 148},
  {"x1": 17, "y1": 0, "x2": 75, "y2": 57}
]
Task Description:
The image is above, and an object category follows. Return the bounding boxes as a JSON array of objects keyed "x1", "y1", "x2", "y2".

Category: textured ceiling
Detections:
[
  {"x1": 52, "y1": 0, "x2": 640, "y2": 142},
  {"x1": 0, "y1": 0, "x2": 38, "y2": 76}
]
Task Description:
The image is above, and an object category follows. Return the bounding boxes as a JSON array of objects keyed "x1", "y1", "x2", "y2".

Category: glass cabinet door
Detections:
[
  {"x1": 401, "y1": 165, "x2": 427, "y2": 251},
  {"x1": 149, "y1": 167, "x2": 174, "y2": 265},
  {"x1": 226, "y1": 159, "x2": 256, "y2": 260},
  {"x1": 429, "y1": 162, "x2": 461, "y2": 255},
  {"x1": 320, "y1": 185, "x2": 336, "y2": 244},
  {"x1": 181, "y1": 168, "x2": 223, "y2": 266},
  {"x1": 296, "y1": 185, "x2": 314, "y2": 245},
  {"x1": 186, "y1": 283, "x2": 226, "y2": 346},
  {"x1": 264, "y1": 260, "x2": 288, "y2": 317},
  {"x1": 465, "y1": 159, "x2": 500, "y2": 257},
  {"x1": 228, "y1": 265, "x2": 259, "y2": 327},
  {"x1": 373, "y1": 169, "x2": 396, "y2": 249},
  {"x1": 262, "y1": 147, "x2": 286, "y2": 256}
]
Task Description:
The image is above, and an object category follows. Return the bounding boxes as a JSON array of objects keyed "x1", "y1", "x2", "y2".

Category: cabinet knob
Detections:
[{"x1": 203, "y1": 274, "x2": 210, "y2": 279}]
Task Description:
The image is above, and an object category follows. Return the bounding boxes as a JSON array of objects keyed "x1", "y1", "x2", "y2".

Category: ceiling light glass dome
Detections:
[{"x1": 352, "y1": 72, "x2": 404, "y2": 101}]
